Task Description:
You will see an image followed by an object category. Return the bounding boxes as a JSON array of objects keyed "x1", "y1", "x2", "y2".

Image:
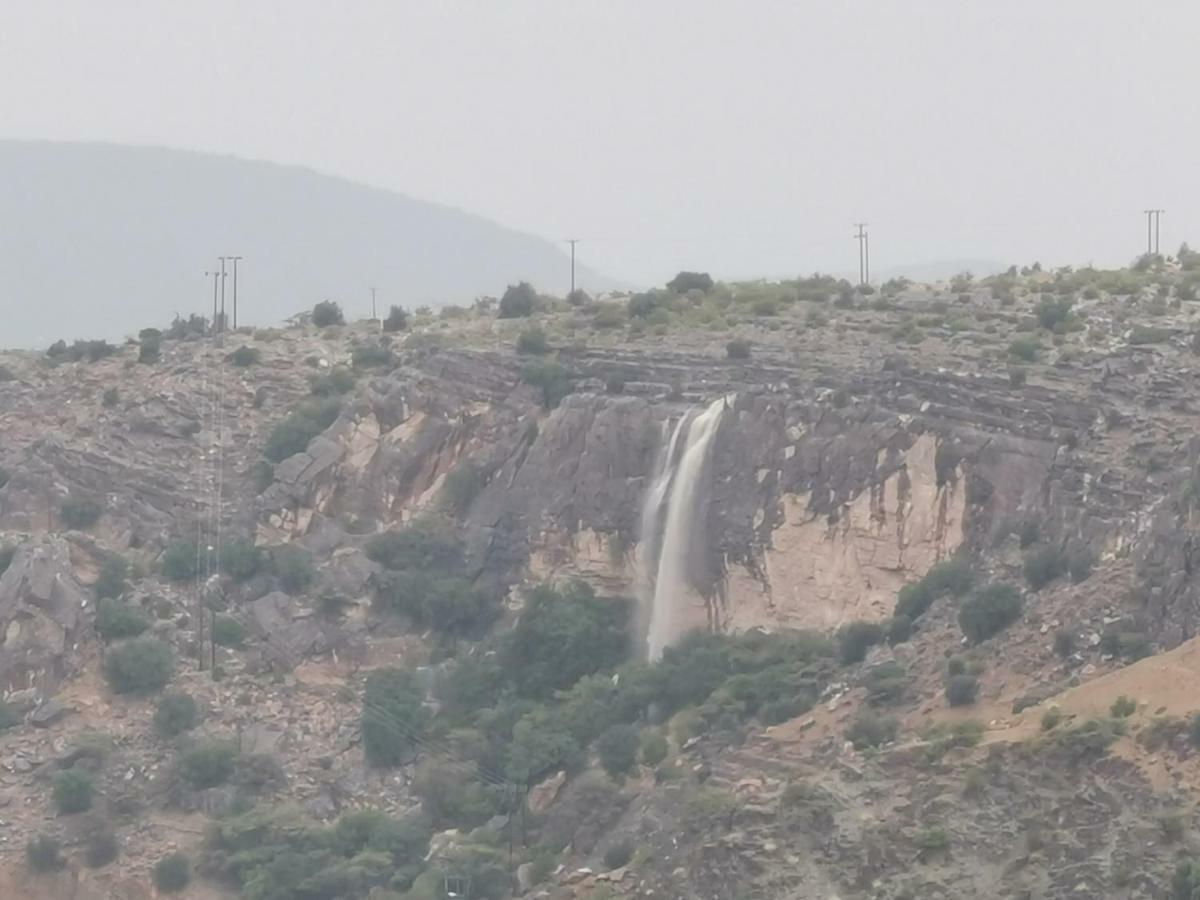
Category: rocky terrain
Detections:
[{"x1": 3, "y1": 256, "x2": 1200, "y2": 898}]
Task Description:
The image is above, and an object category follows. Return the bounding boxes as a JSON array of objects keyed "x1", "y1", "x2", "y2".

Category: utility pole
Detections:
[
  {"x1": 566, "y1": 239, "x2": 578, "y2": 297},
  {"x1": 217, "y1": 257, "x2": 229, "y2": 332},
  {"x1": 227, "y1": 256, "x2": 243, "y2": 329},
  {"x1": 205, "y1": 270, "x2": 220, "y2": 332},
  {"x1": 370, "y1": 286, "x2": 377, "y2": 322},
  {"x1": 853, "y1": 223, "x2": 869, "y2": 285},
  {"x1": 1144, "y1": 210, "x2": 1165, "y2": 256}
]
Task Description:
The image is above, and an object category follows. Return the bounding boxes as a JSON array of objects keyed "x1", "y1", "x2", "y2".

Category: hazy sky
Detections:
[{"x1": 4, "y1": 1, "x2": 1198, "y2": 285}]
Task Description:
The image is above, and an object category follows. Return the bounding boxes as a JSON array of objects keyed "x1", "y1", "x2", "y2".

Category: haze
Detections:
[{"x1": 4, "y1": 0, "x2": 1198, "y2": 289}]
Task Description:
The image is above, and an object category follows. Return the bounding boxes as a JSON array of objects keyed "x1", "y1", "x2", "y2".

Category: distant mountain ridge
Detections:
[{"x1": 0, "y1": 141, "x2": 617, "y2": 348}]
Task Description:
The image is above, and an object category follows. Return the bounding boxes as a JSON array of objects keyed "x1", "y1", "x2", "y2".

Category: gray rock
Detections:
[{"x1": 29, "y1": 696, "x2": 72, "y2": 728}]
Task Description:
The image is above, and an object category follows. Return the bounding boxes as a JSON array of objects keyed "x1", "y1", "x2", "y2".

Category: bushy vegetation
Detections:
[
  {"x1": 230, "y1": 345, "x2": 261, "y2": 367},
  {"x1": 312, "y1": 300, "x2": 345, "y2": 327},
  {"x1": 1023, "y1": 545, "x2": 1068, "y2": 590},
  {"x1": 52, "y1": 768, "x2": 94, "y2": 813},
  {"x1": 264, "y1": 396, "x2": 341, "y2": 462},
  {"x1": 958, "y1": 583, "x2": 1022, "y2": 643},
  {"x1": 154, "y1": 852, "x2": 191, "y2": 893},
  {"x1": 159, "y1": 540, "x2": 198, "y2": 582},
  {"x1": 362, "y1": 667, "x2": 430, "y2": 767},
  {"x1": 205, "y1": 805, "x2": 432, "y2": 899},
  {"x1": 271, "y1": 544, "x2": 315, "y2": 593},
  {"x1": 221, "y1": 535, "x2": 264, "y2": 581},
  {"x1": 596, "y1": 723, "x2": 640, "y2": 777},
  {"x1": 369, "y1": 520, "x2": 501, "y2": 638},
  {"x1": 516, "y1": 326, "x2": 549, "y2": 355},
  {"x1": 944, "y1": 674, "x2": 979, "y2": 706},
  {"x1": 667, "y1": 271, "x2": 714, "y2": 294},
  {"x1": 0, "y1": 700, "x2": 18, "y2": 731},
  {"x1": 212, "y1": 614, "x2": 246, "y2": 647},
  {"x1": 104, "y1": 637, "x2": 173, "y2": 694},
  {"x1": 499, "y1": 282, "x2": 537, "y2": 318},
  {"x1": 845, "y1": 709, "x2": 898, "y2": 749},
  {"x1": 894, "y1": 557, "x2": 974, "y2": 622},
  {"x1": 310, "y1": 366, "x2": 357, "y2": 397},
  {"x1": 440, "y1": 462, "x2": 484, "y2": 515},
  {"x1": 47, "y1": 338, "x2": 118, "y2": 363},
  {"x1": 520, "y1": 359, "x2": 572, "y2": 409},
  {"x1": 1111, "y1": 695, "x2": 1137, "y2": 718},
  {"x1": 863, "y1": 661, "x2": 909, "y2": 706},
  {"x1": 351, "y1": 343, "x2": 394, "y2": 369},
  {"x1": 180, "y1": 740, "x2": 237, "y2": 788},
  {"x1": 0, "y1": 543, "x2": 14, "y2": 576},
  {"x1": 837, "y1": 620, "x2": 885, "y2": 664},
  {"x1": 1008, "y1": 336, "x2": 1039, "y2": 361},
  {"x1": 84, "y1": 828, "x2": 119, "y2": 868},
  {"x1": 138, "y1": 328, "x2": 162, "y2": 363},
  {"x1": 26, "y1": 834, "x2": 64, "y2": 872},
  {"x1": 94, "y1": 555, "x2": 128, "y2": 600},
  {"x1": 383, "y1": 305, "x2": 409, "y2": 332},
  {"x1": 60, "y1": 495, "x2": 102, "y2": 529},
  {"x1": 725, "y1": 338, "x2": 751, "y2": 359},
  {"x1": 96, "y1": 597, "x2": 149, "y2": 640},
  {"x1": 154, "y1": 692, "x2": 199, "y2": 738}
]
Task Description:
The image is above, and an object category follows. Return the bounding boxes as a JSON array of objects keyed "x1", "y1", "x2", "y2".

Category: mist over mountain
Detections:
[{"x1": 0, "y1": 141, "x2": 616, "y2": 348}]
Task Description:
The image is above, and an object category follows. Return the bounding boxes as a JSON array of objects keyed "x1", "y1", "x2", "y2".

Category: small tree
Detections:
[
  {"x1": 944, "y1": 674, "x2": 979, "y2": 707},
  {"x1": 845, "y1": 710, "x2": 898, "y2": 749},
  {"x1": 230, "y1": 346, "x2": 261, "y2": 367},
  {"x1": 516, "y1": 327, "x2": 550, "y2": 355},
  {"x1": 84, "y1": 828, "x2": 119, "y2": 868},
  {"x1": 596, "y1": 724, "x2": 640, "y2": 777},
  {"x1": 60, "y1": 495, "x2": 102, "y2": 529},
  {"x1": 104, "y1": 638, "x2": 173, "y2": 694},
  {"x1": 958, "y1": 584, "x2": 1022, "y2": 643},
  {"x1": 725, "y1": 338, "x2": 752, "y2": 360},
  {"x1": 94, "y1": 555, "x2": 128, "y2": 600},
  {"x1": 837, "y1": 621, "x2": 884, "y2": 664},
  {"x1": 96, "y1": 597, "x2": 149, "y2": 641},
  {"x1": 640, "y1": 729, "x2": 669, "y2": 766},
  {"x1": 26, "y1": 834, "x2": 64, "y2": 873},
  {"x1": 180, "y1": 740, "x2": 237, "y2": 789},
  {"x1": 498, "y1": 282, "x2": 537, "y2": 318},
  {"x1": 160, "y1": 540, "x2": 198, "y2": 582},
  {"x1": 138, "y1": 328, "x2": 162, "y2": 363},
  {"x1": 154, "y1": 692, "x2": 199, "y2": 738},
  {"x1": 270, "y1": 544, "x2": 314, "y2": 593},
  {"x1": 667, "y1": 271, "x2": 714, "y2": 294},
  {"x1": 383, "y1": 305, "x2": 409, "y2": 332},
  {"x1": 312, "y1": 300, "x2": 345, "y2": 327},
  {"x1": 211, "y1": 615, "x2": 246, "y2": 648},
  {"x1": 362, "y1": 668, "x2": 429, "y2": 767},
  {"x1": 154, "y1": 852, "x2": 191, "y2": 893},
  {"x1": 53, "y1": 768, "x2": 95, "y2": 814}
]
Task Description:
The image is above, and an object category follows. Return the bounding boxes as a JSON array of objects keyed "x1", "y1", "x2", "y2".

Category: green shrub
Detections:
[
  {"x1": 375, "y1": 570, "x2": 499, "y2": 637},
  {"x1": 154, "y1": 692, "x2": 199, "y2": 738},
  {"x1": 885, "y1": 614, "x2": 913, "y2": 645},
  {"x1": 667, "y1": 271, "x2": 714, "y2": 294},
  {"x1": 592, "y1": 303, "x2": 626, "y2": 329},
  {"x1": 844, "y1": 710, "x2": 898, "y2": 749},
  {"x1": 837, "y1": 621, "x2": 884, "y2": 664},
  {"x1": 0, "y1": 700, "x2": 18, "y2": 731},
  {"x1": 84, "y1": 828, "x2": 119, "y2": 868},
  {"x1": 26, "y1": 834, "x2": 64, "y2": 872},
  {"x1": 1040, "y1": 707, "x2": 1063, "y2": 731},
  {"x1": 94, "y1": 555, "x2": 128, "y2": 600},
  {"x1": 102, "y1": 386, "x2": 120, "y2": 407},
  {"x1": 725, "y1": 338, "x2": 751, "y2": 360},
  {"x1": 1018, "y1": 519, "x2": 1040, "y2": 548},
  {"x1": 504, "y1": 581, "x2": 630, "y2": 699},
  {"x1": 1068, "y1": 549, "x2": 1095, "y2": 583},
  {"x1": 863, "y1": 661, "x2": 909, "y2": 706},
  {"x1": 229, "y1": 345, "x2": 261, "y2": 367},
  {"x1": 264, "y1": 396, "x2": 341, "y2": 462},
  {"x1": 159, "y1": 540, "x2": 198, "y2": 582},
  {"x1": 412, "y1": 756, "x2": 500, "y2": 828},
  {"x1": 1129, "y1": 324, "x2": 1170, "y2": 345},
  {"x1": 1008, "y1": 366, "x2": 1027, "y2": 387},
  {"x1": 60, "y1": 495, "x2": 102, "y2": 529},
  {"x1": 944, "y1": 674, "x2": 979, "y2": 707},
  {"x1": 603, "y1": 838, "x2": 635, "y2": 871},
  {"x1": 0, "y1": 544, "x2": 13, "y2": 576},
  {"x1": 1023, "y1": 546, "x2": 1068, "y2": 590},
  {"x1": 894, "y1": 558, "x2": 974, "y2": 621},
  {"x1": 96, "y1": 597, "x2": 149, "y2": 640},
  {"x1": 596, "y1": 723, "x2": 640, "y2": 777},
  {"x1": 137, "y1": 328, "x2": 162, "y2": 363},
  {"x1": 153, "y1": 852, "x2": 190, "y2": 893},
  {"x1": 516, "y1": 327, "x2": 549, "y2": 355},
  {"x1": 53, "y1": 768, "x2": 94, "y2": 813},
  {"x1": 441, "y1": 463, "x2": 483, "y2": 515},
  {"x1": 499, "y1": 282, "x2": 537, "y2": 318},
  {"x1": 640, "y1": 729, "x2": 669, "y2": 766},
  {"x1": 520, "y1": 359, "x2": 572, "y2": 409},
  {"x1": 1053, "y1": 628, "x2": 1076, "y2": 658},
  {"x1": 270, "y1": 544, "x2": 314, "y2": 593},
  {"x1": 362, "y1": 667, "x2": 429, "y2": 767},
  {"x1": 383, "y1": 305, "x2": 409, "y2": 332},
  {"x1": 309, "y1": 366, "x2": 357, "y2": 396},
  {"x1": 180, "y1": 740, "x2": 236, "y2": 788},
  {"x1": 1111, "y1": 695, "x2": 1137, "y2": 718},
  {"x1": 221, "y1": 536, "x2": 263, "y2": 580},
  {"x1": 312, "y1": 301, "x2": 345, "y2": 327},
  {"x1": 1008, "y1": 336, "x2": 1039, "y2": 361},
  {"x1": 958, "y1": 584, "x2": 1022, "y2": 643},
  {"x1": 211, "y1": 615, "x2": 246, "y2": 648},
  {"x1": 252, "y1": 460, "x2": 275, "y2": 493},
  {"x1": 103, "y1": 638, "x2": 173, "y2": 694},
  {"x1": 351, "y1": 343, "x2": 394, "y2": 369}
]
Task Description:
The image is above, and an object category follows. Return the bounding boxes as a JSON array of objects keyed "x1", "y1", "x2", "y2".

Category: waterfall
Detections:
[{"x1": 639, "y1": 396, "x2": 727, "y2": 661}]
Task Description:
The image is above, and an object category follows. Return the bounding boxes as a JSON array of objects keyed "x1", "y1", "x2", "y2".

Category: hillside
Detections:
[
  {"x1": 0, "y1": 141, "x2": 616, "y2": 348},
  {"x1": 3, "y1": 256, "x2": 1200, "y2": 899}
]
